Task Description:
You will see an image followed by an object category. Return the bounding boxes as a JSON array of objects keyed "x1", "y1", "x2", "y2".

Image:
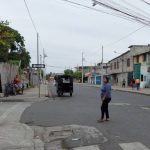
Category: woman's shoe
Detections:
[{"x1": 105, "y1": 118, "x2": 110, "y2": 121}]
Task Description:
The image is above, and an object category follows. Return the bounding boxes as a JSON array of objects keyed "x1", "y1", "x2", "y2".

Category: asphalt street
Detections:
[{"x1": 20, "y1": 84, "x2": 150, "y2": 150}]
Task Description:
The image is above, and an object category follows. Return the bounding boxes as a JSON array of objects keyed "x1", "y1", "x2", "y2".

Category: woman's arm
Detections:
[{"x1": 102, "y1": 91, "x2": 109, "y2": 101}]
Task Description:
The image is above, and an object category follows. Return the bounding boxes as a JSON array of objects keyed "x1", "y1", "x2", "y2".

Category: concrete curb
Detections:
[
  {"x1": 112, "y1": 88, "x2": 150, "y2": 96},
  {"x1": 0, "y1": 122, "x2": 45, "y2": 150},
  {"x1": 78, "y1": 83, "x2": 150, "y2": 96},
  {"x1": 0, "y1": 122, "x2": 34, "y2": 150},
  {"x1": 0, "y1": 96, "x2": 50, "y2": 102},
  {"x1": 31, "y1": 124, "x2": 107, "y2": 150}
]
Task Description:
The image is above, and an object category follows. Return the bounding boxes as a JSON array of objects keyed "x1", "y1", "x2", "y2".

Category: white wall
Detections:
[{"x1": 141, "y1": 63, "x2": 150, "y2": 88}]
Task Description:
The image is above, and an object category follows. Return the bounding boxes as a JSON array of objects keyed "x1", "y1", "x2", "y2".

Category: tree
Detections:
[
  {"x1": 64, "y1": 69, "x2": 74, "y2": 76},
  {"x1": 18, "y1": 47, "x2": 31, "y2": 69},
  {"x1": 0, "y1": 20, "x2": 31, "y2": 68},
  {"x1": 73, "y1": 71, "x2": 82, "y2": 80}
]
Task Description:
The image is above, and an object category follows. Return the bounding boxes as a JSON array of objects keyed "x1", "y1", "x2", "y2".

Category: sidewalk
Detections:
[
  {"x1": 0, "y1": 84, "x2": 50, "y2": 150},
  {"x1": 80, "y1": 83, "x2": 150, "y2": 96},
  {"x1": 0, "y1": 84, "x2": 50, "y2": 102},
  {"x1": 112, "y1": 86, "x2": 150, "y2": 96},
  {"x1": 0, "y1": 84, "x2": 107, "y2": 150}
]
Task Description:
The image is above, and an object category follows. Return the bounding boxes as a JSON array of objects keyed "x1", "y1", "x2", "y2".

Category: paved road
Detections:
[{"x1": 20, "y1": 84, "x2": 150, "y2": 150}]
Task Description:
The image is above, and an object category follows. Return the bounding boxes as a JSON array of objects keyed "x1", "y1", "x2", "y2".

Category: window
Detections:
[
  {"x1": 144, "y1": 76, "x2": 146, "y2": 81},
  {"x1": 143, "y1": 53, "x2": 147, "y2": 62},
  {"x1": 147, "y1": 67, "x2": 150, "y2": 72},
  {"x1": 110, "y1": 63, "x2": 113, "y2": 70},
  {"x1": 148, "y1": 54, "x2": 150, "y2": 63},
  {"x1": 114, "y1": 62, "x2": 116, "y2": 69},
  {"x1": 141, "y1": 74, "x2": 143, "y2": 82},
  {"x1": 137, "y1": 56, "x2": 139, "y2": 63},
  {"x1": 117, "y1": 61, "x2": 119, "y2": 69},
  {"x1": 127, "y1": 58, "x2": 130, "y2": 67}
]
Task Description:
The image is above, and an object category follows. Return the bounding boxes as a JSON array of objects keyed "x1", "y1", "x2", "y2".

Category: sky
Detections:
[{"x1": 1, "y1": 0, "x2": 150, "y2": 73}]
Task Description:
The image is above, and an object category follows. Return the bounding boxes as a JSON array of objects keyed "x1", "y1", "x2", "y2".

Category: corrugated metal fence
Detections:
[{"x1": 0, "y1": 63, "x2": 18, "y2": 92}]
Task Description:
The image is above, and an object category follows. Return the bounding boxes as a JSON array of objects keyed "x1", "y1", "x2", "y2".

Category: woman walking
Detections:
[{"x1": 97, "y1": 76, "x2": 112, "y2": 122}]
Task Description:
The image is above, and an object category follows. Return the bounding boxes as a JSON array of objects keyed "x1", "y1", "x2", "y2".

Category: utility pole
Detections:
[
  {"x1": 40, "y1": 54, "x2": 42, "y2": 80},
  {"x1": 82, "y1": 52, "x2": 84, "y2": 83},
  {"x1": 102, "y1": 45, "x2": 103, "y2": 63},
  {"x1": 43, "y1": 49, "x2": 47, "y2": 83},
  {"x1": 101, "y1": 45, "x2": 104, "y2": 87},
  {"x1": 37, "y1": 33, "x2": 39, "y2": 64},
  {"x1": 37, "y1": 33, "x2": 40, "y2": 98}
]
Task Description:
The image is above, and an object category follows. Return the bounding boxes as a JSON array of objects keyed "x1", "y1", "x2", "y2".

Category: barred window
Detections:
[
  {"x1": 110, "y1": 63, "x2": 113, "y2": 70},
  {"x1": 117, "y1": 61, "x2": 119, "y2": 69},
  {"x1": 127, "y1": 58, "x2": 130, "y2": 67},
  {"x1": 114, "y1": 62, "x2": 116, "y2": 69}
]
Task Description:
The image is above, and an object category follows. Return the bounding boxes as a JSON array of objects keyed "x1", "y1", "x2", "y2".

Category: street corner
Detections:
[
  {"x1": 0, "y1": 122, "x2": 35, "y2": 150},
  {"x1": 30, "y1": 124, "x2": 108, "y2": 150},
  {"x1": 62, "y1": 125, "x2": 108, "y2": 149}
]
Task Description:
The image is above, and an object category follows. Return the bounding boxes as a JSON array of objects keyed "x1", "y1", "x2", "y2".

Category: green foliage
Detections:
[
  {"x1": 0, "y1": 20, "x2": 31, "y2": 68},
  {"x1": 64, "y1": 69, "x2": 74, "y2": 76},
  {"x1": 64, "y1": 69, "x2": 82, "y2": 80},
  {"x1": 19, "y1": 47, "x2": 31, "y2": 68},
  {"x1": 73, "y1": 71, "x2": 82, "y2": 80},
  {"x1": 8, "y1": 60, "x2": 20, "y2": 66}
]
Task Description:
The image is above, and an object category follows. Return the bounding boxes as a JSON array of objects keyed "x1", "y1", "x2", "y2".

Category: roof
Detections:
[
  {"x1": 129, "y1": 44, "x2": 150, "y2": 48},
  {"x1": 108, "y1": 50, "x2": 130, "y2": 63}
]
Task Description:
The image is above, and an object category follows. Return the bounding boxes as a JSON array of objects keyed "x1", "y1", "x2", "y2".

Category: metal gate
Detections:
[{"x1": 133, "y1": 64, "x2": 141, "y2": 79}]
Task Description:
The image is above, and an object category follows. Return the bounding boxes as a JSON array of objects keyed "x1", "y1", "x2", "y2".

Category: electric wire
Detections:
[
  {"x1": 141, "y1": 0, "x2": 150, "y2": 5},
  {"x1": 93, "y1": 0, "x2": 150, "y2": 25},
  {"x1": 60, "y1": 0, "x2": 145, "y2": 23},
  {"x1": 23, "y1": 0, "x2": 38, "y2": 33},
  {"x1": 120, "y1": 0, "x2": 150, "y2": 16},
  {"x1": 60, "y1": 0, "x2": 150, "y2": 49},
  {"x1": 24, "y1": 0, "x2": 150, "y2": 65},
  {"x1": 23, "y1": 0, "x2": 46, "y2": 60},
  {"x1": 60, "y1": 0, "x2": 150, "y2": 51},
  {"x1": 104, "y1": 23, "x2": 148, "y2": 48}
]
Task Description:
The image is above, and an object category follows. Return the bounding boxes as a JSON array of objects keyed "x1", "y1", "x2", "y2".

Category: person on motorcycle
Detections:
[{"x1": 14, "y1": 75, "x2": 23, "y2": 94}]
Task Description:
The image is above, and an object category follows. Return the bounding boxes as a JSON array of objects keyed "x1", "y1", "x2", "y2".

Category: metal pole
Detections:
[
  {"x1": 82, "y1": 52, "x2": 83, "y2": 83},
  {"x1": 37, "y1": 33, "x2": 40, "y2": 98},
  {"x1": 102, "y1": 46, "x2": 104, "y2": 87},
  {"x1": 43, "y1": 49, "x2": 46, "y2": 83},
  {"x1": 102, "y1": 45, "x2": 103, "y2": 63},
  {"x1": 40, "y1": 54, "x2": 42, "y2": 80}
]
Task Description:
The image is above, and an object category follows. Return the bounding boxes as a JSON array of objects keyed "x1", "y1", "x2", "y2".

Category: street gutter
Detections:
[{"x1": 76, "y1": 83, "x2": 150, "y2": 96}]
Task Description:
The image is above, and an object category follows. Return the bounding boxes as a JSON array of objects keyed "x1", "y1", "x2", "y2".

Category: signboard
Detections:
[
  {"x1": 32, "y1": 64, "x2": 45, "y2": 68},
  {"x1": 103, "y1": 66, "x2": 109, "y2": 69}
]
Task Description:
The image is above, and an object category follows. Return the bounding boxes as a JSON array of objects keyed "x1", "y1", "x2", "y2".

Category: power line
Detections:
[
  {"x1": 104, "y1": 24, "x2": 148, "y2": 48},
  {"x1": 59, "y1": 0, "x2": 150, "y2": 54},
  {"x1": 141, "y1": 0, "x2": 150, "y2": 5},
  {"x1": 93, "y1": 0, "x2": 150, "y2": 25},
  {"x1": 59, "y1": 0, "x2": 143, "y2": 23},
  {"x1": 23, "y1": 0, "x2": 38, "y2": 33},
  {"x1": 60, "y1": 0, "x2": 150, "y2": 52},
  {"x1": 23, "y1": 0, "x2": 45, "y2": 57},
  {"x1": 120, "y1": 0, "x2": 150, "y2": 16},
  {"x1": 46, "y1": 65, "x2": 66, "y2": 69}
]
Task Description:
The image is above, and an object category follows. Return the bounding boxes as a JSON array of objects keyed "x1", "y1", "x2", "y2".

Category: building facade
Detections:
[
  {"x1": 108, "y1": 51, "x2": 133, "y2": 87},
  {"x1": 129, "y1": 45, "x2": 150, "y2": 88},
  {"x1": 75, "y1": 66, "x2": 97, "y2": 83}
]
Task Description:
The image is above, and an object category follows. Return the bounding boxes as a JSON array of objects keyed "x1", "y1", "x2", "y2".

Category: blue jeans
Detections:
[{"x1": 136, "y1": 84, "x2": 140, "y2": 90}]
